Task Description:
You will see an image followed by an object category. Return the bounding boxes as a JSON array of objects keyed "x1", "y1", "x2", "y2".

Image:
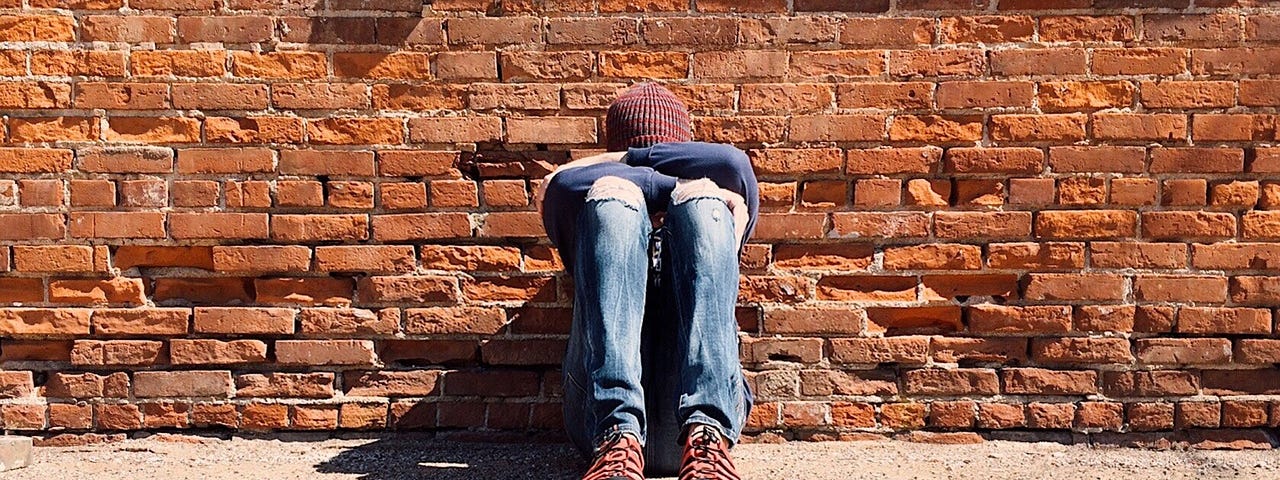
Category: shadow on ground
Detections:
[{"x1": 314, "y1": 434, "x2": 585, "y2": 480}]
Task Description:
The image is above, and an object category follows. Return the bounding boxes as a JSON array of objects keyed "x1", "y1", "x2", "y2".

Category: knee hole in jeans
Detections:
[
  {"x1": 585, "y1": 175, "x2": 644, "y2": 210},
  {"x1": 670, "y1": 178, "x2": 725, "y2": 206}
]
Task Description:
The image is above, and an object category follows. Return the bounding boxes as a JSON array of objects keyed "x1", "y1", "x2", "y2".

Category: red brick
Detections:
[
  {"x1": 1240, "y1": 80, "x2": 1280, "y2": 107},
  {"x1": 211, "y1": 246, "x2": 310, "y2": 273},
  {"x1": 276, "y1": 340, "x2": 376, "y2": 366},
  {"x1": 932, "y1": 338, "x2": 1027, "y2": 364},
  {"x1": 548, "y1": 18, "x2": 639, "y2": 45},
  {"x1": 0, "y1": 15, "x2": 78, "y2": 42},
  {"x1": 279, "y1": 16, "x2": 375, "y2": 44},
  {"x1": 254, "y1": 277, "x2": 354, "y2": 306},
  {"x1": 1035, "y1": 210, "x2": 1137, "y2": 239},
  {"x1": 507, "y1": 117, "x2": 596, "y2": 144},
  {"x1": 1103, "y1": 371, "x2": 1199, "y2": 397},
  {"x1": 831, "y1": 212, "x2": 929, "y2": 238},
  {"x1": 929, "y1": 401, "x2": 976, "y2": 429},
  {"x1": 240, "y1": 403, "x2": 288, "y2": 431},
  {"x1": 740, "y1": 84, "x2": 834, "y2": 114},
  {"x1": 1024, "y1": 274, "x2": 1127, "y2": 302},
  {"x1": 1194, "y1": 47, "x2": 1280, "y2": 75},
  {"x1": 1176, "y1": 402, "x2": 1220, "y2": 428},
  {"x1": 1137, "y1": 338, "x2": 1232, "y2": 365},
  {"x1": 790, "y1": 115, "x2": 885, "y2": 142},
  {"x1": 273, "y1": 83, "x2": 370, "y2": 110},
  {"x1": 968, "y1": 305, "x2": 1071, "y2": 334},
  {"x1": 1178, "y1": 307, "x2": 1272, "y2": 335},
  {"x1": 170, "y1": 212, "x2": 268, "y2": 239},
  {"x1": 1091, "y1": 242, "x2": 1187, "y2": 269},
  {"x1": 92, "y1": 308, "x2": 189, "y2": 336},
  {"x1": 903, "y1": 369, "x2": 999, "y2": 396},
  {"x1": 177, "y1": 15, "x2": 273, "y2": 43},
  {"x1": 890, "y1": 115, "x2": 983, "y2": 143},
  {"x1": 1221, "y1": 401, "x2": 1269, "y2": 428},
  {"x1": 1141, "y1": 81, "x2": 1236, "y2": 109},
  {"x1": 152, "y1": 278, "x2": 252, "y2": 305},
  {"x1": 991, "y1": 48, "x2": 1087, "y2": 76},
  {"x1": 134, "y1": 371, "x2": 232, "y2": 398},
  {"x1": 881, "y1": 403, "x2": 927, "y2": 429},
  {"x1": 314, "y1": 246, "x2": 415, "y2": 273},
  {"x1": 339, "y1": 403, "x2": 387, "y2": 429},
  {"x1": 95, "y1": 404, "x2": 141, "y2": 430},
  {"x1": 232, "y1": 51, "x2": 326, "y2": 79},
  {"x1": 170, "y1": 339, "x2": 267, "y2": 365},
  {"x1": 1134, "y1": 275, "x2": 1228, "y2": 303},
  {"x1": 747, "y1": 337, "x2": 814, "y2": 363},
  {"x1": 291, "y1": 405, "x2": 338, "y2": 430},
  {"x1": 270, "y1": 214, "x2": 368, "y2": 242},
  {"x1": 1144, "y1": 14, "x2": 1240, "y2": 44},
  {"x1": 1039, "y1": 81, "x2": 1135, "y2": 111},
  {"x1": 838, "y1": 17, "x2": 931, "y2": 45},
  {"x1": 132, "y1": 50, "x2": 225, "y2": 77},
  {"x1": 837, "y1": 82, "x2": 933, "y2": 110},
  {"x1": 739, "y1": 17, "x2": 839, "y2": 45},
  {"x1": 945, "y1": 147, "x2": 1042, "y2": 174},
  {"x1": 1003, "y1": 368, "x2": 1098, "y2": 395},
  {"x1": 356, "y1": 275, "x2": 458, "y2": 303},
  {"x1": 0, "y1": 308, "x2": 92, "y2": 337},
  {"x1": 831, "y1": 337, "x2": 929, "y2": 365},
  {"x1": 236, "y1": 373, "x2": 334, "y2": 398},
  {"x1": 693, "y1": 51, "x2": 788, "y2": 79},
  {"x1": 443, "y1": 370, "x2": 538, "y2": 397},
  {"x1": 1032, "y1": 337, "x2": 1133, "y2": 365},
  {"x1": 890, "y1": 49, "x2": 985, "y2": 78},
  {"x1": 940, "y1": 16, "x2": 1034, "y2": 44},
  {"x1": 1151, "y1": 148, "x2": 1244, "y2": 173},
  {"x1": 865, "y1": 306, "x2": 962, "y2": 334},
  {"x1": 31, "y1": 50, "x2": 126, "y2": 77},
  {"x1": 194, "y1": 307, "x2": 295, "y2": 334},
  {"x1": 404, "y1": 306, "x2": 505, "y2": 335},
  {"x1": 1039, "y1": 15, "x2": 1134, "y2": 42},
  {"x1": 1093, "y1": 48, "x2": 1187, "y2": 75},
  {"x1": 448, "y1": 17, "x2": 541, "y2": 45}
]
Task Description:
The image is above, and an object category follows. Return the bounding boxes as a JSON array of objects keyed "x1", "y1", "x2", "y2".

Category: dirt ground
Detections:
[{"x1": 7, "y1": 433, "x2": 1279, "y2": 480}]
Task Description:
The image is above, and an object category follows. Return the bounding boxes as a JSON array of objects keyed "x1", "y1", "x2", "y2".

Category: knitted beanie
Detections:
[{"x1": 604, "y1": 82, "x2": 693, "y2": 152}]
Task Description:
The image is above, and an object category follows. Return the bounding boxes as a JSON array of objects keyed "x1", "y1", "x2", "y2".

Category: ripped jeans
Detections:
[{"x1": 561, "y1": 180, "x2": 753, "y2": 475}]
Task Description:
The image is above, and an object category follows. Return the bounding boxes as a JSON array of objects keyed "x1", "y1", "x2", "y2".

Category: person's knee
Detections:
[
  {"x1": 670, "y1": 178, "x2": 724, "y2": 206},
  {"x1": 586, "y1": 175, "x2": 645, "y2": 209}
]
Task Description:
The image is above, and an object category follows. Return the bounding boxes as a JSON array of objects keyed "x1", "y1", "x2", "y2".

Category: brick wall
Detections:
[{"x1": 1, "y1": 0, "x2": 1279, "y2": 444}]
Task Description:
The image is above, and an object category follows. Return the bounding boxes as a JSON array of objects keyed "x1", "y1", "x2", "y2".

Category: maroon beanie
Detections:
[{"x1": 604, "y1": 82, "x2": 693, "y2": 152}]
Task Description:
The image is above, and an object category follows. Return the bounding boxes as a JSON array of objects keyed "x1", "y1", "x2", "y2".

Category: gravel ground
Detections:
[{"x1": 6, "y1": 433, "x2": 1279, "y2": 480}]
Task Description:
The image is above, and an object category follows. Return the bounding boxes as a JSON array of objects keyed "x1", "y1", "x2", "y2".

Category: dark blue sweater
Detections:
[{"x1": 540, "y1": 142, "x2": 759, "y2": 272}]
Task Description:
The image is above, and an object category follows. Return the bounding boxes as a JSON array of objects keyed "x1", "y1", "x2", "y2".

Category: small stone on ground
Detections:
[{"x1": 0, "y1": 436, "x2": 32, "y2": 471}]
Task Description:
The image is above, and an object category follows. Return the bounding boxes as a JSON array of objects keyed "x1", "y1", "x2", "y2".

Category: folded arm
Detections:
[
  {"x1": 537, "y1": 161, "x2": 678, "y2": 270},
  {"x1": 624, "y1": 142, "x2": 760, "y2": 246},
  {"x1": 536, "y1": 143, "x2": 760, "y2": 271}
]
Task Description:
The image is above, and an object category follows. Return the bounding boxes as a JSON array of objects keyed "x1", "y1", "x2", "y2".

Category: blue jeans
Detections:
[{"x1": 561, "y1": 193, "x2": 753, "y2": 475}]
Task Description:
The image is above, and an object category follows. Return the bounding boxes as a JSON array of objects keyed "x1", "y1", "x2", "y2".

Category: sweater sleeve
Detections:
[
  {"x1": 624, "y1": 142, "x2": 760, "y2": 248},
  {"x1": 539, "y1": 161, "x2": 678, "y2": 271}
]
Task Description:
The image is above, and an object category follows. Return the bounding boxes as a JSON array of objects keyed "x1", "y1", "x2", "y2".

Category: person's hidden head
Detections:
[{"x1": 604, "y1": 82, "x2": 693, "y2": 152}]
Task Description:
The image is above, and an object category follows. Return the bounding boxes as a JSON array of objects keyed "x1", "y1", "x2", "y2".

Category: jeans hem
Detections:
[
  {"x1": 680, "y1": 414, "x2": 740, "y2": 448},
  {"x1": 593, "y1": 423, "x2": 647, "y2": 450}
]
